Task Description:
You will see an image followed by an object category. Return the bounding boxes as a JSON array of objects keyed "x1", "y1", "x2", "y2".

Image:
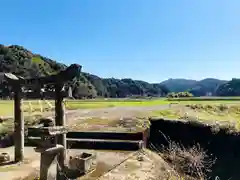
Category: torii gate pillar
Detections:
[
  {"x1": 55, "y1": 83, "x2": 67, "y2": 178},
  {"x1": 14, "y1": 86, "x2": 24, "y2": 162}
]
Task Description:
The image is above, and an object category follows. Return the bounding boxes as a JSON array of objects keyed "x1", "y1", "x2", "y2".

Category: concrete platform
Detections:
[
  {"x1": 81, "y1": 149, "x2": 176, "y2": 180},
  {"x1": 26, "y1": 137, "x2": 144, "y2": 151},
  {"x1": 0, "y1": 147, "x2": 135, "y2": 180},
  {"x1": 0, "y1": 146, "x2": 177, "y2": 180}
]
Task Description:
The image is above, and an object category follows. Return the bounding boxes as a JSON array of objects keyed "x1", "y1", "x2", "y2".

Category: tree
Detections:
[
  {"x1": 216, "y1": 79, "x2": 240, "y2": 96},
  {"x1": 72, "y1": 82, "x2": 97, "y2": 99},
  {"x1": 167, "y1": 92, "x2": 193, "y2": 98}
]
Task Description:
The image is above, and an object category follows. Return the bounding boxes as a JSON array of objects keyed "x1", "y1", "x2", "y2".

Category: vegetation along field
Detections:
[
  {"x1": 1, "y1": 97, "x2": 240, "y2": 116},
  {"x1": 1, "y1": 97, "x2": 240, "y2": 179},
  {"x1": 1, "y1": 97, "x2": 240, "y2": 134},
  {"x1": 2, "y1": 45, "x2": 240, "y2": 179},
  {"x1": 0, "y1": 97, "x2": 240, "y2": 125},
  {"x1": 0, "y1": 98, "x2": 170, "y2": 116}
]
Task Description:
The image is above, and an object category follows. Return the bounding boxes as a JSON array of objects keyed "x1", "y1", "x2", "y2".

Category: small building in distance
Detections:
[{"x1": 206, "y1": 92, "x2": 212, "y2": 96}]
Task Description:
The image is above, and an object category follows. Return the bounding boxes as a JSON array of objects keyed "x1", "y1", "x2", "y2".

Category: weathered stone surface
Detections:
[
  {"x1": 39, "y1": 118, "x2": 55, "y2": 127},
  {"x1": 69, "y1": 152, "x2": 97, "y2": 173},
  {"x1": 31, "y1": 126, "x2": 68, "y2": 137},
  {"x1": 0, "y1": 152, "x2": 10, "y2": 164},
  {"x1": 34, "y1": 144, "x2": 64, "y2": 154}
]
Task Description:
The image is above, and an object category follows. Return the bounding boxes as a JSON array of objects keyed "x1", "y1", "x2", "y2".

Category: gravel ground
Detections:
[
  {"x1": 0, "y1": 104, "x2": 178, "y2": 179},
  {"x1": 43, "y1": 104, "x2": 177, "y2": 126}
]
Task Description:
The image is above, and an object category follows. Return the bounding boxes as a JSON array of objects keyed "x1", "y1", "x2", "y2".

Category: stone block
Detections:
[
  {"x1": 39, "y1": 118, "x2": 55, "y2": 127},
  {"x1": 69, "y1": 152, "x2": 97, "y2": 173},
  {"x1": 0, "y1": 153, "x2": 10, "y2": 164}
]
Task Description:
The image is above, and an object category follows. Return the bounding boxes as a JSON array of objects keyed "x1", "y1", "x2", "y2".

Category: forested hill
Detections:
[
  {"x1": 161, "y1": 78, "x2": 228, "y2": 96},
  {"x1": 160, "y1": 78, "x2": 198, "y2": 92},
  {"x1": 0, "y1": 45, "x2": 169, "y2": 98},
  {"x1": 0, "y1": 44, "x2": 238, "y2": 98}
]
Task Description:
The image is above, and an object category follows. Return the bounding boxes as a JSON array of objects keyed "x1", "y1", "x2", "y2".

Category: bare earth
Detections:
[
  {"x1": 0, "y1": 147, "x2": 134, "y2": 180},
  {"x1": 98, "y1": 149, "x2": 177, "y2": 180},
  {"x1": 0, "y1": 104, "x2": 175, "y2": 179},
  {"x1": 44, "y1": 104, "x2": 175, "y2": 126},
  {"x1": 0, "y1": 147, "x2": 175, "y2": 180}
]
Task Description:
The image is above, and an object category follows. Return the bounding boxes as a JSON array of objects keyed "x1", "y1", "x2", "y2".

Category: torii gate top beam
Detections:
[{"x1": 3, "y1": 63, "x2": 82, "y2": 86}]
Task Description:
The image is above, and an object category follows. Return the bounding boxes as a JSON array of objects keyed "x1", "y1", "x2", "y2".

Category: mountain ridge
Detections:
[{"x1": 0, "y1": 44, "x2": 238, "y2": 98}]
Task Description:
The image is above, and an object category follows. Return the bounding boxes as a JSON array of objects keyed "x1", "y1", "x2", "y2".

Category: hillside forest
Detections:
[{"x1": 0, "y1": 44, "x2": 239, "y2": 99}]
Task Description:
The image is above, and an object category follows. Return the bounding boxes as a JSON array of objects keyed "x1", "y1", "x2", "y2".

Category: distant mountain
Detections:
[
  {"x1": 160, "y1": 78, "x2": 227, "y2": 96},
  {"x1": 0, "y1": 44, "x2": 236, "y2": 98},
  {"x1": 160, "y1": 78, "x2": 198, "y2": 92},
  {"x1": 189, "y1": 78, "x2": 227, "y2": 96},
  {"x1": 216, "y1": 78, "x2": 240, "y2": 96}
]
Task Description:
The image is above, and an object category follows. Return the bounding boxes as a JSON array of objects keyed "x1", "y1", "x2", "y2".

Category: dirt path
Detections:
[
  {"x1": 0, "y1": 104, "x2": 177, "y2": 179},
  {"x1": 43, "y1": 104, "x2": 176, "y2": 126},
  {"x1": 3, "y1": 104, "x2": 176, "y2": 123}
]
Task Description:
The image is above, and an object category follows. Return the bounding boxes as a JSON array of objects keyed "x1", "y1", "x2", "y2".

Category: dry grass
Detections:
[
  {"x1": 149, "y1": 132, "x2": 216, "y2": 180},
  {"x1": 69, "y1": 117, "x2": 150, "y2": 133},
  {"x1": 0, "y1": 115, "x2": 42, "y2": 136},
  {"x1": 161, "y1": 142, "x2": 214, "y2": 179},
  {"x1": 149, "y1": 109, "x2": 180, "y2": 119},
  {"x1": 150, "y1": 104, "x2": 240, "y2": 131}
]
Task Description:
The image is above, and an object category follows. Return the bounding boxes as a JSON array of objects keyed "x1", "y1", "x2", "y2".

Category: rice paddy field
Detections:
[
  {"x1": 0, "y1": 98, "x2": 169, "y2": 117},
  {"x1": 1, "y1": 97, "x2": 240, "y2": 136},
  {"x1": 1, "y1": 97, "x2": 240, "y2": 180},
  {"x1": 0, "y1": 97, "x2": 240, "y2": 117}
]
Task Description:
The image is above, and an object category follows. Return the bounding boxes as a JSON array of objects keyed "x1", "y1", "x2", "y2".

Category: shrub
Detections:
[{"x1": 167, "y1": 92, "x2": 193, "y2": 98}]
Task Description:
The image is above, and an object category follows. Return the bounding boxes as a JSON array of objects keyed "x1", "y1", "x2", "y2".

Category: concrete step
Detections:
[
  {"x1": 27, "y1": 129, "x2": 146, "y2": 141},
  {"x1": 25, "y1": 137, "x2": 144, "y2": 151}
]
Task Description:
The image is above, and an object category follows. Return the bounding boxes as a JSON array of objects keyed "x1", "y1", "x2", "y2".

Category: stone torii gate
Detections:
[{"x1": 3, "y1": 64, "x2": 82, "y2": 164}]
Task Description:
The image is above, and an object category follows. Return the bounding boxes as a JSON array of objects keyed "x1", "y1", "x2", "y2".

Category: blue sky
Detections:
[{"x1": 1, "y1": 0, "x2": 240, "y2": 82}]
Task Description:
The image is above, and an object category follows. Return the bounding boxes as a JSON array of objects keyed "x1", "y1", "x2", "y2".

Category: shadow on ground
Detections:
[{"x1": 0, "y1": 160, "x2": 16, "y2": 166}]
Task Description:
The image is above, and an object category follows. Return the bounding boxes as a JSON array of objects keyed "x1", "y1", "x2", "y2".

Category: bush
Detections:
[
  {"x1": 167, "y1": 92, "x2": 193, "y2": 98},
  {"x1": 150, "y1": 132, "x2": 216, "y2": 180}
]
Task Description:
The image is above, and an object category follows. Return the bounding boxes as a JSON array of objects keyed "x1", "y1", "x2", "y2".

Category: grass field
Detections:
[
  {"x1": 0, "y1": 97, "x2": 240, "y2": 135},
  {"x1": 168, "y1": 96, "x2": 240, "y2": 101},
  {"x1": 0, "y1": 98, "x2": 171, "y2": 116},
  {"x1": 150, "y1": 103, "x2": 240, "y2": 130},
  {"x1": 0, "y1": 97, "x2": 240, "y2": 116},
  {"x1": 1, "y1": 97, "x2": 239, "y2": 180}
]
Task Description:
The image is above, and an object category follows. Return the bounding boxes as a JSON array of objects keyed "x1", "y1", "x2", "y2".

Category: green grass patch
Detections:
[
  {"x1": 0, "y1": 100, "x2": 14, "y2": 116},
  {"x1": 173, "y1": 100, "x2": 240, "y2": 106},
  {"x1": 0, "y1": 98, "x2": 239, "y2": 117},
  {"x1": 31, "y1": 56, "x2": 45, "y2": 65},
  {"x1": 0, "y1": 99, "x2": 170, "y2": 116},
  {"x1": 150, "y1": 109, "x2": 180, "y2": 119},
  {"x1": 168, "y1": 96, "x2": 240, "y2": 101},
  {"x1": 0, "y1": 100, "x2": 55, "y2": 117},
  {"x1": 150, "y1": 103, "x2": 240, "y2": 130},
  {"x1": 66, "y1": 99, "x2": 169, "y2": 109},
  {"x1": 32, "y1": 56, "x2": 57, "y2": 75}
]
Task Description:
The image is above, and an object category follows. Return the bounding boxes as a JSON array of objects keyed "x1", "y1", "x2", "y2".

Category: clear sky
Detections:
[{"x1": 1, "y1": 0, "x2": 239, "y2": 82}]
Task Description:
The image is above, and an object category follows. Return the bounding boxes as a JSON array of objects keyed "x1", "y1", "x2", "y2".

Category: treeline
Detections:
[
  {"x1": 167, "y1": 92, "x2": 193, "y2": 98},
  {"x1": 0, "y1": 45, "x2": 169, "y2": 99},
  {"x1": 216, "y1": 78, "x2": 240, "y2": 96},
  {"x1": 0, "y1": 44, "x2": 239, "y2": 98}
]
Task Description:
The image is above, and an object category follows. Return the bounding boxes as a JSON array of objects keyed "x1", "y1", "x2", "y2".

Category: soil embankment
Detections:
[{"x1": 148, "y1": 118, "x2": 240, "y2": 180}]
